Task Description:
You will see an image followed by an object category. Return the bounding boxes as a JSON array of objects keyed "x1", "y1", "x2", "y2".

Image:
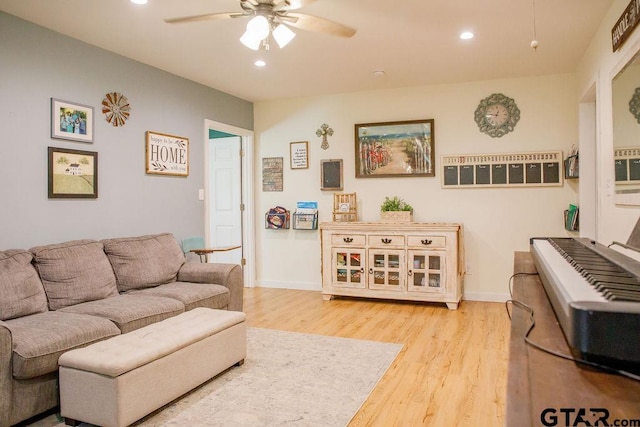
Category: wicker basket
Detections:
[{"x1": 380, "y1": 211, "x2": 413, "y2": 223}]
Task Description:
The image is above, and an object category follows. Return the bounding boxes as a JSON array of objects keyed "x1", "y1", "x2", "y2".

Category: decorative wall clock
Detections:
[
  {"x1": 101, "y1": 92, "x2": 130, "y2": 127},
  {"x1": 629, "y1": 87, "x2": 640, "y2": 123},
  {"x1": 474, "y1": 93, "x2": 520, "y2": 138}
]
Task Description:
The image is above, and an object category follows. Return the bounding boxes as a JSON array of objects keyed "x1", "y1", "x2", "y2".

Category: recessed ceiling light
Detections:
[
  {"x1": 372, "y1": 69, "x2": 385, "y2": 78},
  {"x1": 255, "y1": 60, "x2": 266, "y2": 67},
  {"x1": 460, "y1": 31, "x2": 474, "y2": 40},
  {"x1": 130, "y1": 0, "x2": 148, "y2": 4}
]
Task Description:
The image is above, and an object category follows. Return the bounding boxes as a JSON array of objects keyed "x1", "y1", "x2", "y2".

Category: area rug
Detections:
[{"x1": 33, "y1": 327, "x2": 403, "y2": 427}]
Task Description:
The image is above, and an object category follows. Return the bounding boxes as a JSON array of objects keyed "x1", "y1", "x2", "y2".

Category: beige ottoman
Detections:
[{"x1": 58, "y1": 307, "x2": 246, "y2": 427}]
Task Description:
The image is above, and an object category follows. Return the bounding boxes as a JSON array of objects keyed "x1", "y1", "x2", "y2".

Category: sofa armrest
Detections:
[
  {"x1": 177, "y1": 262, "x2": 243, "y2": 312},
  {"x1": 0, "y1": 320, "x2": 13, "y2": 427}
]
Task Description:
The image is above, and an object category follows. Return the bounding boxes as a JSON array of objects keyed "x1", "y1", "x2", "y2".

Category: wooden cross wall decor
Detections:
[{"x1": 316, "y1": 123, "x2": 334, "y2": 150}]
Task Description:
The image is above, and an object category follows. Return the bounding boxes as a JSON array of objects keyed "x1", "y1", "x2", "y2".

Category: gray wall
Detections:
[{"x1": 0, "y1": 12, "x2": 253, "y2": 249}]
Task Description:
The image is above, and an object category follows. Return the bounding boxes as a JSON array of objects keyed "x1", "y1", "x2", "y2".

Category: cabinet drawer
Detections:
[
  {"x1": 407, "y1": 235, "x2": 446, "y2": 248},
  {"x1": 331, "y1": 234, "x2": 366, "y2": 246},
  {"x1": 368, "y1": 234, "x2": 406, "y2": 247}
]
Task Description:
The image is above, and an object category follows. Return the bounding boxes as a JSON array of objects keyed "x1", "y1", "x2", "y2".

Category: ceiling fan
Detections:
[{"x1": 164, "y1": 0, "x2": 356, "y2": 50}]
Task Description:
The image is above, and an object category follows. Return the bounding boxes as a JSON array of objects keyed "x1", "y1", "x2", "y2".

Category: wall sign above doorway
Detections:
[{"x1": 612, "y1": 0, "x2": 640, "y2": 52}]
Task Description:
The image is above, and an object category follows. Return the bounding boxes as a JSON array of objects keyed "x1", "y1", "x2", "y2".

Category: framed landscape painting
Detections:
[
  {"x1": 355, "y1": 119, "x2": 435, "y2": 178},
  {"x1": 51, "y1": 98, "x2": 94, "y2": 143},
  {"x1": 48, "y1": 147, "x2": 98, "y2": 198}
]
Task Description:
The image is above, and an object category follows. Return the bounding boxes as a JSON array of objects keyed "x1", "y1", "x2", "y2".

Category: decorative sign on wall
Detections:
[
  {"x1": 612, "y1": 0, "x2": 640, "y2": 52},
  {"x1": 290, "y1": 141, "x2": 309, "y2": 169},
  {"x1": 441, "y1": 151, "x2": 563, "y2": 188},
  {"x1": 262, "y1": 157, "x2": 284, "y2": 191},
  {"x1": 145, "y1": 131, "x2": 189, "y2": 177},
  {"x1": 615, "y1": 146, "x2": 640, "y2": 183}
]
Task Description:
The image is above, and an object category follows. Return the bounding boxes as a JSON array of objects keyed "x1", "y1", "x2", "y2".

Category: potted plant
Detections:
[{"x1": 380, "y1": 196, "x2": 414, "y2": 222}]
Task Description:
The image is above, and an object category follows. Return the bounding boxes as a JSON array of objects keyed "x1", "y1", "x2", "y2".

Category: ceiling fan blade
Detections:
[
  {"x1": 164, "y1": 12, "x2": 239, "y2": 24},
  {"x1": 275, "y1": 0, "x2": 317, "y2": 11},
  {"x1": 287, "y1": 13, "x2": 356, "y2": 37},
  {"x1": 240, "y1": 0, "x2": 258, "y2": 13}
]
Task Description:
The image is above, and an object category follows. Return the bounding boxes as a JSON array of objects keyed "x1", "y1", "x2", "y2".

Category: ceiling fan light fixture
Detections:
[
  {"x1": 246, "y1": 15, "x2": 270, "y2": 41},
  {"x1": 240, "y1": 30, "x2": 262, "y2": 50},
  {"x1": 272, "y1": 24, "x2": 296, "y2": 48},
  {"x1": 240, "y1": 15, "x2": 270, "y2": 50}
]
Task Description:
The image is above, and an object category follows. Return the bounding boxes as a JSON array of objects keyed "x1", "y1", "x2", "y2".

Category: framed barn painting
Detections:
[
  {"x1": 48, "y1": 147, "x2": 98, "y2": 198},
  {"x1": 355, "y1": 119, "x2": 435, "y2": 178}
]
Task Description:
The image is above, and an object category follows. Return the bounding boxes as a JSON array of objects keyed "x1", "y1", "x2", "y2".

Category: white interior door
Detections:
[{"x1": 208, "y1": 136, "x2": 242, "y2": 264}]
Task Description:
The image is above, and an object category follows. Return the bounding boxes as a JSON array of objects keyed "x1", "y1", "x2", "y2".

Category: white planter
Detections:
[{"x1": 380, "y1": 211, "x2": 413, "y2": 223}]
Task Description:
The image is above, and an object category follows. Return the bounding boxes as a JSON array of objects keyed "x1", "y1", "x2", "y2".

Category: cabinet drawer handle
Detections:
[
  {"x1": 421, "y1": 239, "x2": 433, "y2": 245},
  {"x1": 408, "y1": 270, "x2": 413, "y2": 276},
  {"x1": 343, "y1": 237, "x2": 353, "y2": 243},
  {"x1": 369, "y1": 268, "x2": 373, "y2": 274},
  {"x1": 381, "y1": 238, "x2": 392, "y2": 244}
]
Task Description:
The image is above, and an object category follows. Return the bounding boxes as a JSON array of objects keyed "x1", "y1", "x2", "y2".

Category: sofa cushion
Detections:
[
  {"x1": 101, "y1": 233, "x2": 185, "y2": 292},
  {"x1": 6, "y1": 311, "x2": 120, "y2": 379},
  {"x1": 30, "y1": 240, "x2": 119, "y2": 310},
  {"x1": 0, "y1": 250, "x2": 48, "y2": 321},
  {"x1": 127, "y1": 282, "x2": 230, "y2": 311},
  {"x1": 59, "y1": 294, "x2": 185, "y2": 333}
]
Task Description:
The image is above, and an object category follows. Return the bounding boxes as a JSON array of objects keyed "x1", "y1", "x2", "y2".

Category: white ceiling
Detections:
[{"x1": 0, "y1": 0, "x2": 614, "y2": 102}]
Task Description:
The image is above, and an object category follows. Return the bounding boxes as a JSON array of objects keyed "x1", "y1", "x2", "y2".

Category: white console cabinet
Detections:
[{"x1": 319, "y1": 222, "x2": 464, "y2": 309}]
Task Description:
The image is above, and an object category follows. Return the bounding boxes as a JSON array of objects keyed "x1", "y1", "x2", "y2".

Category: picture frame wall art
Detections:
[
  {"x1": 355, "y1": 119, "x2": 435, "y2": 178},
  {"x1": 321, "y1": 159, "x2": 343, "y2": 191},
  {"x1": 262, "y1": 157, "x2": 284, "y2": 192},
  {"x1": 290, "y1": 141, "x2": 309, "y2": 169},
  {"x1": 145, "y1": 131, "x2": 189, "y2": 177},
  {"x1": 51, "y1": 98, "x2": 94, "y2": 143},
  {"x1": 48, "y1": 147, "x2": 98, "y2": 198}
]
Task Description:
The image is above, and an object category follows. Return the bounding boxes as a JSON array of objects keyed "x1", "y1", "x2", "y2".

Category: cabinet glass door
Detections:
[
  {"x1": 408, "y1": 250, "x2": 445, "y2": 293},
  {"x1": 368, "y1": 249, "x2": 404, "y2": 291},
  {"x1": 332, "y1": 248, "x2": 366, "y2": 288}
]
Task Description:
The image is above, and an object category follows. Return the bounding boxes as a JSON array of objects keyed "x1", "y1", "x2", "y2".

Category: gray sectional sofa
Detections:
[{"x1": 0, "y1": 233, "x2": 243, "y2": 427}]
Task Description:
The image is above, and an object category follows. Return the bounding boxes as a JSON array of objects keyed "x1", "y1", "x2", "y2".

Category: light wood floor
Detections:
[{"x1": 243, "y1": 287, "x2": 510, "y2": 427}]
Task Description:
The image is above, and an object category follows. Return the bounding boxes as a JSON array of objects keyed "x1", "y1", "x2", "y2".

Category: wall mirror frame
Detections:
[{"x1": 612, "y1": 34, "x2": 640, "y2": 206}]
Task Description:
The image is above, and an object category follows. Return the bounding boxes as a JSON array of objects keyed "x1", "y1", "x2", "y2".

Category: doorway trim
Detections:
[
  {"x1": 578, "y1": 80, "x2": 598, "y2": 240},
  {"x1": 204, "y1": 119, "x2": 255, "y2": 288}
]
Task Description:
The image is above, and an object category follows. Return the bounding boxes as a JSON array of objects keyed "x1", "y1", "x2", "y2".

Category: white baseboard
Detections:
[
  {"x1": 463, "y1": 292, "x2": 511, "y2": 303},
  {"x1": 254, "y1": 282, "x2": 510, "y2": 303},
  {"x1": 255, "y1": 280, "x2": 322, "y2": 291}
]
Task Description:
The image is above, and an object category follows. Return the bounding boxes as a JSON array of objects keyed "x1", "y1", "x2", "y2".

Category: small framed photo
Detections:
[
  {"x1": 290, "y1": 141, "x2": 309, "y2": 169},
  {"x1": 51, "y1": 98, "x2": 94, "y2": 143},
  {"x1": 321, "y1": 159, "x2": 343, "y2": 191},
  {"x1": 48, "y1": 147, "x2": 98, "y2": 198},
  {"x1": 145, "y1": 131, "x2": 189, "y2": 177},
  {"x1": 355, "y1": 119, "x2": 435, "y2": 178}
]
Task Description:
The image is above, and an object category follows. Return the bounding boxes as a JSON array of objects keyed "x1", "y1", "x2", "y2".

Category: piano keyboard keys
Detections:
[{"x1": 549, "y1": 238, "x2": 640, "y2": 302}]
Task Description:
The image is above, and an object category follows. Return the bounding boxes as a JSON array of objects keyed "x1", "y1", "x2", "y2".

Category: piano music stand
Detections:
[{"x1": 610, "y1": 215, "x2": 640, "y2": 253}]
